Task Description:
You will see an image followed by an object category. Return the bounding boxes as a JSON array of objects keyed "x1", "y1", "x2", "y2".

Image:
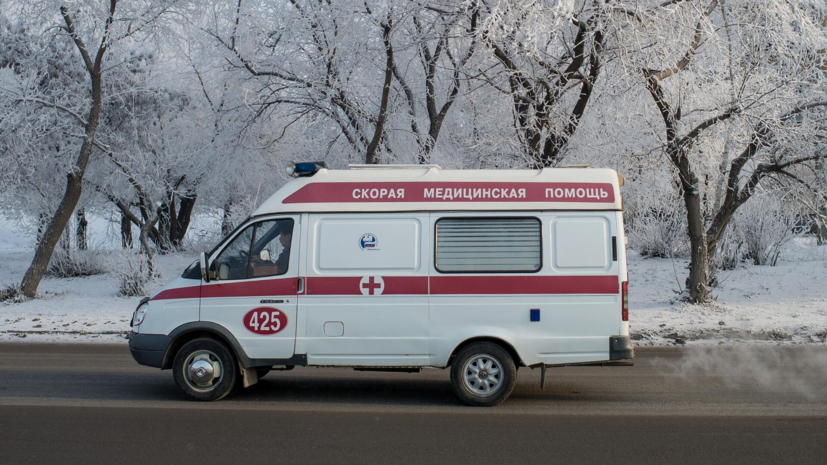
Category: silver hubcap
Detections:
[
  {"x1": 462, "y1": 353, "x2": 503, "y2": 397},
  {"x1": 184, "y1": 350, "x2": 223, "y2": 392}
]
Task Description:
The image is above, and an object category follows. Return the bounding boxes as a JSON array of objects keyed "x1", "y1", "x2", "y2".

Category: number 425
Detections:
[{"x1": 250, "y1": 311, "x2": 280, "y2": 332}]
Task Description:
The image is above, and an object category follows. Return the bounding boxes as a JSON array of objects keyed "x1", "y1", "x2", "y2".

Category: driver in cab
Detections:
[{"x1": 249, "y1": 224, "x2": 291, "y2": 277}]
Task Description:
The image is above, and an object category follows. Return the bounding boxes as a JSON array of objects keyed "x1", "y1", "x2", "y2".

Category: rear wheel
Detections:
[
  {"x1": 450, "y1": 342, "x2": 517, "y2": 407},
  {"x1": 173, "y1": 338, "x2": 238, "y2": 401}
]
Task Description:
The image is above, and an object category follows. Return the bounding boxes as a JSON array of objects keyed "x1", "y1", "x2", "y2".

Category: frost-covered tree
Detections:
[
  {"x1": 619, "y1": 0, "x2": 827, "y2": 302},
  {"x1": 3, "y1": 0, "x2": 825, "y2": 307},
  {"x1": 384, "y1": 2, "x2": 480, "y2": 163},
  {"x1": 202, "y1": 1, "x2": 582, "y2": 167},
  {"x1": 202, "y1": 0, "x2": 392, "y2": 164},
  {"x1": 0, "y1": 0, "x2": 180, "y2": 297},
  {"x1": 477, "y1": 0, "x2": 609, "y2": 167},
  {"x1": 0, "y1": 11, "x2": 87, "y2": 239}
]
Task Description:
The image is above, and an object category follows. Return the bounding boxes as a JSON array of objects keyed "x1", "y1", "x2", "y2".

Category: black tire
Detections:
[
  {"x1": 450, "y1": 342, "x2": 517, "y2": 407},
  {"x1": 172, "y1": 338, "x2": 238, "y2": 401},
  {"x1": 256, "y1": 367, "x2": 272, "y2": 379}
]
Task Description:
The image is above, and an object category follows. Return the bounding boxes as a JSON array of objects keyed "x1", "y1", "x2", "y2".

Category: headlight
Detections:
[{"x1": 132, "y1": 303, "x2": 148, "y2": 327}]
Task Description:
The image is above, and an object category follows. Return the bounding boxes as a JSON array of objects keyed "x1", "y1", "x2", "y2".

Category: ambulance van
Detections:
[{"x1": 128, "y1": 164, "x2": 633, "y2": 406}]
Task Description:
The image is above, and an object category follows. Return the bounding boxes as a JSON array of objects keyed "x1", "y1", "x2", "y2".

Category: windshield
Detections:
[
  {"x1": 207, "y1": 216, "x2": 251, "y2": 257},
  {"x1": 181, "y1": 216, "x2": 252, "y2": 279}
]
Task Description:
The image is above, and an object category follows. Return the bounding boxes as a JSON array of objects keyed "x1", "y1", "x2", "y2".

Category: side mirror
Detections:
[{"x1": 199, "y1": 252, "x2": 210, "y2": 283}]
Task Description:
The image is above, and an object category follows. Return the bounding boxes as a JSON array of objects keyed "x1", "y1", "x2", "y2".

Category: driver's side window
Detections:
[{"x1": 213, "y1": 219, "x2": 294, "y2": 281}]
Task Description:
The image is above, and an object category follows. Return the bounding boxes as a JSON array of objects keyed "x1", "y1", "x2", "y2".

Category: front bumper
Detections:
[{"x1": 128, "y1": 331, "x2": 172, "y2": 368}]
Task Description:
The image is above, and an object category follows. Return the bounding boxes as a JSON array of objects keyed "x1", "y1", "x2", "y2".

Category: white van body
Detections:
[{"x1": 129, "y1": 166, "x2": 632, "y2": 404}]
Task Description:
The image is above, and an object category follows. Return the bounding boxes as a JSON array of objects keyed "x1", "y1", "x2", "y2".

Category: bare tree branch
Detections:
[
  {"x1": 652, "y1": 1, "x2": 718, "y2": 81},
  {"x1": 365, "y1": 17, "x2": 394, "y2": 164},
  {"x1": 13, "y1": 97, "x2": 88, "y2": 127},
  {"x1": 60, "y1": 6, "x2": 94, "y2": 74}
]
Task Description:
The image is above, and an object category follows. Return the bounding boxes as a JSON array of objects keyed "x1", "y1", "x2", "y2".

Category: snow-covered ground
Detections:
[
  {"x1": 1, "y1": 217, "x2": 826, "y2": 345},
  {"x1": 0, "y1": 216, "x2": 195, "y2": 343},
  {"x1": 629, "y1": 240, "x2": 827, "y2": 345},
  {"x1": 0, "y1": 249, "x2": 194, "y2": 343}
]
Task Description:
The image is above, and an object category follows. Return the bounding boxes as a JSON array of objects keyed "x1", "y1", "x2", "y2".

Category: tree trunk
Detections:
[
  {"x1": 221, "y1": 201, "x2": 234, "y2": 236},
  {"x1": 138, "y1": 190, "x2": 159, "y2": 279},
  {"x1": 140, "y1": 201, "x2": 168, "y2": 253},
  {"x1": 76, "y1": 208, "x2": 88, "y2": 250},
  {"x1": 364, "y1": 20, "x2": 393, "y2": 165},
  {"x1": 158, "y1": 203, "x2": 170, "y2": 243},
  {"x1": 705, "y1": 199, "x2": 740, "y2": 260},
  {"x1": 36, "y1": 213, "x2": 47, "y2": 244},
  {"x1": 139, "y1": 223, "x2": 155, "y2": 279},
  {"x1": 20, "y1": 135, "x2": 98, "y2": 297},
  {"x1": 19, "y1": 2, "x2": 116, "y2": 298},
  {"x1": 704, "y1": 215, "x2": 728, "y2": 287},
  {"x1": 173, "y1": 193, "x2": 197, "y2": 248},
  {"x1": 684, "y1": 187, "x2": 709, "y2": 302},
  {"x1": 121, "y1": 212, "x2": 133, "y2": 249},
  {"x1": 157, "y1": 196, "x2": 173, "y2": 253},
  {"x1": 168, "y1": 198, "x2": 178, "y2": 247},
  {"x1": 643, "y1": 65, "x2": 713, "y2": 303},
  {"x1": 674, "y1": 144, "x2": 711, "y2": 303},
  {"x1": 60, "y1": 221, "x2": 72, "y2": 253}
]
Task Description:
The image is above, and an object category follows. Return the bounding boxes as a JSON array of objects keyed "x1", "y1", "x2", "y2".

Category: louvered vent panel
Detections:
[{"x1": 436, "y1": 218, "x2": 541, "y2": 272}]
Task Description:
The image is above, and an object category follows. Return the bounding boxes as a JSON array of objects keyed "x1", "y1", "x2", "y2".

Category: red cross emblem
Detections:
[{"x1": 359, "y1": 276, "x2": 385, "y2": 296}]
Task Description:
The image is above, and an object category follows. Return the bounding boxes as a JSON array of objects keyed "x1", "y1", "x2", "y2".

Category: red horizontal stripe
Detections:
[
  {"x1": 151, "y1": 275, "x2": 618, "y2": 300},
  {"x1": 306, "y1": 276, "x2": 361, "y2": 295},
  {"x1": 429, "y1": 275, "x2": 618, "y2": 295},
  {"x1": 201, "y1": 278, "x2": 298, "y2": 298},
  {"x1": 151, "y1": 286, "x2": 200, "y2": 301},
  {"x1": 385, "y1": 276, "x2": 429, "y2": 295}
]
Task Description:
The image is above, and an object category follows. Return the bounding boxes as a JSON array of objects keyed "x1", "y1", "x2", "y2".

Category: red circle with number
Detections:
[{"x1": 243, "y1": 307, "x2": 288, "y2": 335}]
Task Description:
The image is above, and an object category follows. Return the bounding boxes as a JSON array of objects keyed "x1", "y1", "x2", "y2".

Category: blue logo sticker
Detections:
[{"x1": 359, "y1": 233, "x2": 378, "y2": 250}]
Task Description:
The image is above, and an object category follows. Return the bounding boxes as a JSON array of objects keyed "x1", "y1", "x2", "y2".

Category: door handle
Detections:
[
  {"x1": 297, "y1": 277, "x2": 305, "y2": 294},
  {"x1": 260, "y1": 299, "x2": 284, "y2": 304}
]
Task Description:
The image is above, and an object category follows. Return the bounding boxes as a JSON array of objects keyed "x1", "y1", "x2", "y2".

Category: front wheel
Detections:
[
  {"x1": 172, "y1": 338, "x2": 238, "y2": 401},
  {"x1": 450, "y1": 342, "x2": 517, "y2": 407}
]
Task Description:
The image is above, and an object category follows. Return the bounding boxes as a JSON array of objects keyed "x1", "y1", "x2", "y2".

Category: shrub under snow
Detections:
[
  {"x1": 625, "y1": 171, "x2": 688, "y2": 258},
  {"x1": 114, "y1": 253, "x2": 151, "y2": 297},
  {"x1": 734, "y1": 194, "x2": 803, "y2": 267},
  {"x1": 46, "y1": 249, "x2": 107, "y2": 278},
  {"x1": 713, "y1": 230, "x2": 745, "y2": 271},
  {"x1": 628, "y1": 206, "x2": 688, "y2": 258},
  {"x1": 0, "y1": 282, "x2": 26, "y2": 303}
]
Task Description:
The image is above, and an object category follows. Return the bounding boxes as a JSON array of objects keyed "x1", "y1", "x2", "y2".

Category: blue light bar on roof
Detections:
[{"x1": 285, "y1": 161, "x2": 328, "y2": 177}]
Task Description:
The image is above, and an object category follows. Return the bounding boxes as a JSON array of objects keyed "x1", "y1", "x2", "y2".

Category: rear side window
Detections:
[
  {"x1": 435, "y1": 218, "x2": 541, "y2": 273},
  {"x1": 552, "y1": 217, "x2": 610, "y2": 270}
]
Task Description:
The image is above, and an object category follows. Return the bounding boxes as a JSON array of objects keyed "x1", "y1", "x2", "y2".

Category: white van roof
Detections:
[{"x1": 253, "y1": 166, "x2": 623, "y2": 216}]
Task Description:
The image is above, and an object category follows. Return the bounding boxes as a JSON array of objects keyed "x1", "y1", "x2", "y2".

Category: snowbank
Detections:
[
  {"x1": 0, "y1": 249, "x2": 194, "y2": 343},
  {"x1": 629, "y1": 239, "x2": 827, "y2": 345}
]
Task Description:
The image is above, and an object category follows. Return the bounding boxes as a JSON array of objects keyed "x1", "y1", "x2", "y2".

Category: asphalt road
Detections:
[{"x1": 1, "y1": 343, "x2": 826, "y2": 464}]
